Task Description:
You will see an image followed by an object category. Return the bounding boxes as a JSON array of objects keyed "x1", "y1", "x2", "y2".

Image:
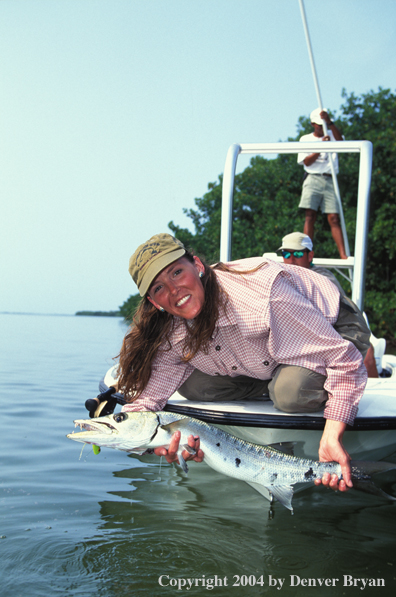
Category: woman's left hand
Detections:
[{"x1": 153, "y1": 430, "x2": 204, "y2": 464}]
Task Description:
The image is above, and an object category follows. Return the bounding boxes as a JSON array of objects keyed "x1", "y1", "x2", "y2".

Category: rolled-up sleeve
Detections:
[
  {"x1": 266, "y1": 274, "x2": 367, "y2": 425},
  {"x1": 122, "y1": 349, "x2": 195, "y2": 412}
]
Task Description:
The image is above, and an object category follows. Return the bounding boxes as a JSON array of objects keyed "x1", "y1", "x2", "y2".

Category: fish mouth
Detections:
[{"x1": 70, "y1": 419, "x2": 117, "y2": 436}]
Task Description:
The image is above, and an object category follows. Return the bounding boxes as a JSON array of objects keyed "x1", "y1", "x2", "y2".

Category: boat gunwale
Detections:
[
  {"x1": 99, "y1": 374, "x2": 396, "y2": 432},
  {"x1": 163, "y1": 403, "x2": 396, "y2": 431}
]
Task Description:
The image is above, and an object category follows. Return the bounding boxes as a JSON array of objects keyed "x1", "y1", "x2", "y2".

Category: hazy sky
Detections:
[{"x1": 1, "y1": 0, "x2": 395, "y2": 314}]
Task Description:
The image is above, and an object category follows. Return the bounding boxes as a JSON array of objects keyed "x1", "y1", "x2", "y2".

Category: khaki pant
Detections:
[
  {"x1": 178, "y1": 365, "x2": 327, "y2": 413},
  {"x1": 178, "y1": 296, "x2": 370, "y2": 414}
]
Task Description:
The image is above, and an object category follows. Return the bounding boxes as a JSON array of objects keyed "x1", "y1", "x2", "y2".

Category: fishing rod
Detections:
[
  {"x1": 298, "y1": 0, "x2": 350, "y2": 258},
  {"x1": 85, "y1": 386, "x2": 126, "y2": 418}
]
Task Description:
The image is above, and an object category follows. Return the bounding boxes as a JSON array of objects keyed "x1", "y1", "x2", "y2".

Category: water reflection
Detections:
[{"x1": 75, "y1": 455, "x2": 396, "y2": 597}]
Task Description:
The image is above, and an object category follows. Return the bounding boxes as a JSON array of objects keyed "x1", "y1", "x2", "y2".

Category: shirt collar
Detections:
[{"x1": 170, "y1": 300, "x2": 237, "y2": 344}]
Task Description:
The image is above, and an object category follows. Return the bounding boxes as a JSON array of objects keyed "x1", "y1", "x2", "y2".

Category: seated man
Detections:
[{"x1": 278, "y1": 231, "x2": 381, "y2": 378}]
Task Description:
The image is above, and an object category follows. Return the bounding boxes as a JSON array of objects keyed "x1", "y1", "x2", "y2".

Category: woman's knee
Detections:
[{"x1": 268, "y1": 365, "x2": 328, "y2": 413}]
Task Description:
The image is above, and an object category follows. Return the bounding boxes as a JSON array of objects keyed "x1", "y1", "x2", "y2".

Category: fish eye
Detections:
[{"x1": 113, "y1": 412, "x2": 127, "y2": 423}]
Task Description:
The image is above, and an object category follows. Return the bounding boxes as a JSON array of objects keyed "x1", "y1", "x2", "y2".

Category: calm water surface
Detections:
[{"x1": 1, "y1": 313, "x2": 395, "y2": 596}]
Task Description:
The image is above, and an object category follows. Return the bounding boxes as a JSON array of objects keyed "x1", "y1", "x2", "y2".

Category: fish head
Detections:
[{"x1": 67, "y1": 411, "x2": 161, "y2": 453}]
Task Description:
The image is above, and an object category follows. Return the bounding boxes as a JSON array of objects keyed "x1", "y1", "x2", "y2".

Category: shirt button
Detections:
[
  {"x1": 215, "y1": 345, "x2": 221, "y2": 351},
  {"x1": 232, "y1": 366, "x2": 237, "y2": 370},
  {"x1": 263, "y1": 361, "x2": 269, "y2": 366}
]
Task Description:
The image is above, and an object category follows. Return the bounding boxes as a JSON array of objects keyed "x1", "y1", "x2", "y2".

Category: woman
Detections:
[{"x1": 118, "y1": 233, "x2": 369, "y2": 493}]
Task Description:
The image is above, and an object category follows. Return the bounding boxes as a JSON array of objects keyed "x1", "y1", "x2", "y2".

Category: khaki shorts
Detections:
[{"x1": 299, "y1": 174, "x2": 339, "y2": 213}]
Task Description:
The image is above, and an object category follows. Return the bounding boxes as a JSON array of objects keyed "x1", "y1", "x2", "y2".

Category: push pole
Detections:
[{"x1": 298, "y1": 0, "x2": 350, "y2": 258}]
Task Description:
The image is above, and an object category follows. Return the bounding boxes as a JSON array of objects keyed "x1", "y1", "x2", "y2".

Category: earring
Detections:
[
  {"x1": 159, "y1": 307, "x2": 165, "y2": 312},
  {"x1": 199, "y1": 271, "x2": 204, "y2": 278}
]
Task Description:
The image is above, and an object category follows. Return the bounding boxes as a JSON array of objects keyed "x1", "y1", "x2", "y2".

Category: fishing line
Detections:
[{"x1": 78, "y1": 443, "x2": 86, "y2": 461}]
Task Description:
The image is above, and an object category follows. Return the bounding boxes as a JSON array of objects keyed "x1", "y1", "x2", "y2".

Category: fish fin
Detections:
[
  {"x1": 267, "y1": 442, "x2": 296, "y2": 456},
  {"x1": 159, "y1": 419, "x2": 189, "y2": 434},
  {"x1": 178, "y1": 443, "x2": 195, "y2": 474},
  {"x1": 246, "y1": 481, "x2": 294, "y2": 512},
  {"x1": 182, "y1": 443, "x2": 196, "y2": 456},
  {"x1": 267, "y1": 485, "x2": 294, "y2": 512},
  {"x1": 128, "y1": 448, "x2": 152, "y2": 455},
  {"x1": 178, "y1": 452, "x2": 189, "y2": 474},
  {"x1": 352, "y1": 480, "x2": 396, "y2": 501},
  {"x1": 160, "y1": 420, "x2": 198, "y2": 455}
]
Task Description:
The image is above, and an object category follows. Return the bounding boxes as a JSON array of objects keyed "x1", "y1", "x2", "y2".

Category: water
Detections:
[{"x1": 1, "y1": 313, "x2": 396, "y2": 596}]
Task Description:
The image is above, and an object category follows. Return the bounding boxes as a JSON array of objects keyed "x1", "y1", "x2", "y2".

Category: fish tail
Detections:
[
  {"x1": 352, "y1": 480, "x2": 396, "y2": 501},
  {"x1": 351, "y1": 460, "x2": 396, "y2": 478},
  {"x1": 351, "y1": 460, "x2": 396, "y2": 501}
]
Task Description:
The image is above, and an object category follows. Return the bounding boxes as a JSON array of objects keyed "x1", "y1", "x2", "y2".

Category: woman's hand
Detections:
[
  {"x1": 153, "y1": 430, "x2": 204, "y2": 464},
  {"x1": 314, "y1": 419, "x2": 352, "y2": 492}
]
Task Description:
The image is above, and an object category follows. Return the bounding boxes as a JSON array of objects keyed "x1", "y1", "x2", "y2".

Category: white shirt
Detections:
[{"x1": 297, "y1": 130, "x2": 339, "y2": 174}]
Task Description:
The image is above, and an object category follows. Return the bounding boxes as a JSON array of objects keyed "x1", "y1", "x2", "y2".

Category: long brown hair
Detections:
[
  {"x1": 117, "y1": 252, "x2": 224, "y2": 401},
  {"x1": 117, "y1": 253, "x2": 267, "y2": 401}
]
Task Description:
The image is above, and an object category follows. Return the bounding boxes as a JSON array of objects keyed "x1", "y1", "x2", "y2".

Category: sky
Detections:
[{"x1": 1, "y1": 0, "x2": 396, "y2": 315}]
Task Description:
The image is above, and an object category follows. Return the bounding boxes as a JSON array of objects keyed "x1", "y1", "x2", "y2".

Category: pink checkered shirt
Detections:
[{"x1": 122, "y1": 257, "x2": 367, "y2": 425}]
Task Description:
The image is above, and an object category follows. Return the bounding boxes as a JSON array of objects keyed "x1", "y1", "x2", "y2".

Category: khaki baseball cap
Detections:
[
  {"x1": 278, "y1": 232, "x2": 313, "y2": 252},
  {"x1": 128, "y1": 233, "x2": 186, "y2": 296}
]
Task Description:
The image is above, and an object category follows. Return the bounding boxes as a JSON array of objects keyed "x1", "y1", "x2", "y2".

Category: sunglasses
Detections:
[{"x1": 281, "y1": 250, "x2": 306, "y2": 259}]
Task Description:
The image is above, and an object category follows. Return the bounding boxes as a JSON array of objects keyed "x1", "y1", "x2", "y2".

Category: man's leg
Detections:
[
  {"x1": 364, "y1": 345, "x2": 378, "y2": 378},
  {"x1": 327, "y1": 213, "x2": 347, "y2": 259},
  {"x1": 303, "y1": 208, "x2": 317, "y2": 241}
]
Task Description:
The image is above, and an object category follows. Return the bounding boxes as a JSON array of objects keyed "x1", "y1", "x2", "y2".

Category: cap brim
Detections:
[{"x1": 139, "y1": 248, "x2": 186, "y2": 296}]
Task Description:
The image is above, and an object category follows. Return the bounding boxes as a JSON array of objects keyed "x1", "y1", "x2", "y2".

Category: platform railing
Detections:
[{"x1": 220, "y1": 141, "x2": 372, "y2": 311}]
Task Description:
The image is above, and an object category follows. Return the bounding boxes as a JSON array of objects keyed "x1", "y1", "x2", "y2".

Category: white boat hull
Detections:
[{"x1": 102, "y1": 355, "x2": 396, "y2": 462}]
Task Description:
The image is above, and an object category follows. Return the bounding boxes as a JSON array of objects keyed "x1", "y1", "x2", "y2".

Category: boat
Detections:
[{"x1": 98, "y1": 140, "x2": 396, "y2": 470}]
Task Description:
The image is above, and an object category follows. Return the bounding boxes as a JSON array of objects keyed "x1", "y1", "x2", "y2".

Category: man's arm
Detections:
[
  {"x1": 303, "y1": 152, "x2": 321, "y2": 167},
  {"x1": 321, "y1": 110, "x2": 343, "y2": 140}
]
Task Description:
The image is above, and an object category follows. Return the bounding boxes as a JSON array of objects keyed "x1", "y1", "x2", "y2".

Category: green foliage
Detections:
[
  {"x1": 336, "y1": 88, "x2": 396, "y2": 344},
  {"x1": 168, "y1": 178, "x2": 224, "y2": 263},
  {"x1": 119, "y1": 293, "x2": 142, "y2": 322},
  {"x1": 364, "y1": 290, "x2": 396, "y2": 341},
  {"x1": 169, "y1": 88, "x2": 396, "y2": 345}
]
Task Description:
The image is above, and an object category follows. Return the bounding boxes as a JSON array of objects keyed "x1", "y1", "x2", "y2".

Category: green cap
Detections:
[{"x1": 128, "y1": 233, "x2": 186, "y2": 296}]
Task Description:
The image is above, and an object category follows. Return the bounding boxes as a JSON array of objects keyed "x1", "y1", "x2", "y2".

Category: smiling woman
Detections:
[
  {"x1": 120, "y1": 233, "x2": 224, "y2": 399},
  {"x1": 147, "y1": 257, "x2": 205, "y2": 320},
  {"x1": 116, "y1": 232, "x2": 371, "y2": 493}
]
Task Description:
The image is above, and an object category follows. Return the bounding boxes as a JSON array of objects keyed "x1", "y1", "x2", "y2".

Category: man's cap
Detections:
[
  {"x1": 310, "y1": 107, "x2": 327, "y2": 125},
  {"x1": 128, "y1": 233, "x2": 186, "y2": 296},
  {"x1": 278, "y1": 232, "x2": 313, "y2": 252}
]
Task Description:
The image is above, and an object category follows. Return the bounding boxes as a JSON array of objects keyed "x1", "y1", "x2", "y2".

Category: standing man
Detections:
[{"x1": 297, "y1": 108, "x2": 347, "y2": 259}]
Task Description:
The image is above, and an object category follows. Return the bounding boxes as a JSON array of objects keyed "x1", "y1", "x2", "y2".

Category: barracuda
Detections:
[{"x1": 67, "y1": 410, "x2": 396, "y2": 512}]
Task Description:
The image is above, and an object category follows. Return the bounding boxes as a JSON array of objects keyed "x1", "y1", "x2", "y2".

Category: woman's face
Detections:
[{"x1": 147, "y1": 256, "x2": 205, "y2": 319}]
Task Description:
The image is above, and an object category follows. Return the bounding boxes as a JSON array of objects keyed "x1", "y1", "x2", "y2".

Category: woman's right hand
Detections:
[{"x1": 153, "y1": 430, "x2": 204, "y2": 464}]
